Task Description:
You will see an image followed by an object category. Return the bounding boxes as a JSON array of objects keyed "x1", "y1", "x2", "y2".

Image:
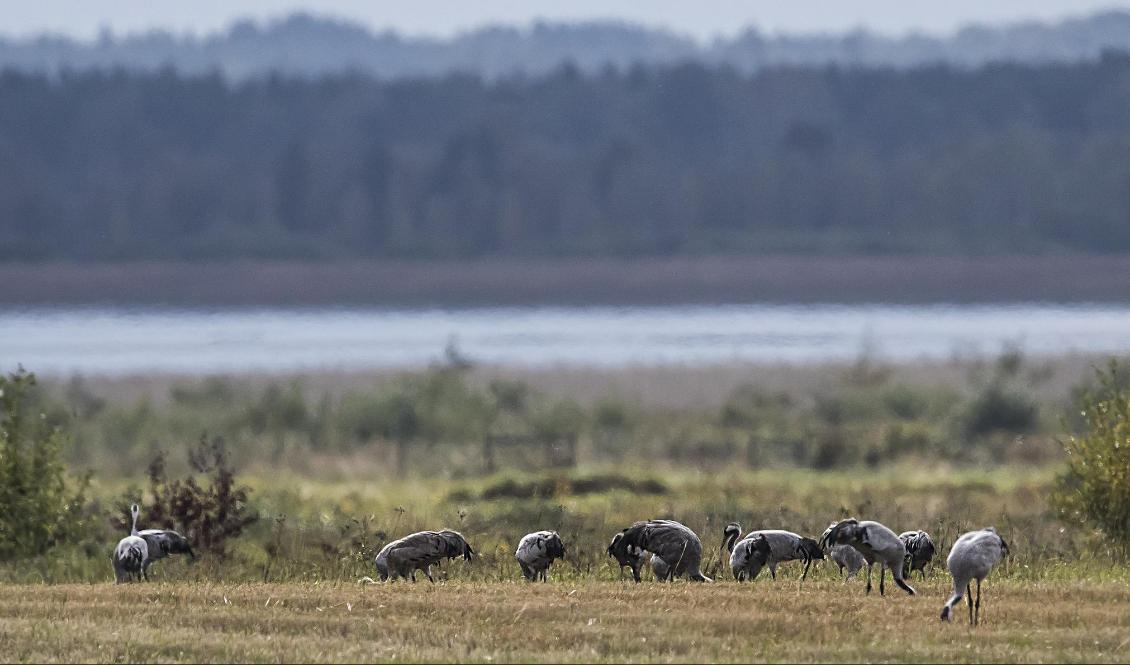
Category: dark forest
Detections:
[{"x1": 4, "y1": 54, "x2": 1130, "y2": 260}]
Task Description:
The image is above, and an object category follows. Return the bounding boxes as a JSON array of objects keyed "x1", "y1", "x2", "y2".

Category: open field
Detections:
[
  {"x1": 2, "y1": 580, "x2": 1129, "y2": 663},
  {"x1": 4, "y1": 255, "x2": 1130, "y2": 306}
]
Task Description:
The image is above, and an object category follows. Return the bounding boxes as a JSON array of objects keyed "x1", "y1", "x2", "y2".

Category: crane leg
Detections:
[
  {"x1": 966, "y1": 583, "x2": 974, "y2": 625},
  {"x1": 879, "y1": 564, "x2": 886, "y2": 596},
  {"x1": 801, "y1": 556, "x2": 811, "y2": 582},
  {"x1": 975, "y1": 579, "x2": 982, "y2": 626},
  {"x1": 865, "y1": 564, "x2": 873, "y2": 594}
]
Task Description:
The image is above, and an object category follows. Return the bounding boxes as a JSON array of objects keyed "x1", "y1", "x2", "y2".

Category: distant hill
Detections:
[{"x1": 4, "y1": 10, "x2": 1130, "y2": 80}]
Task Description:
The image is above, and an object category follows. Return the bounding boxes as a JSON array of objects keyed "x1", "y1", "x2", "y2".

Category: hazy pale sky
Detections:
[{"x1": 8, "y1": 0, "x2": 1130, "y2": 41}]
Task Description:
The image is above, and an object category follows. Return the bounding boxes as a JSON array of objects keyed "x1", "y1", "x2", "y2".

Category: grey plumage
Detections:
[
  {"x1": 138, "y1": 528, "x2": 196, "y2": 561},
  {"x1": 898, "y1": 530, "x2": 936, "y2": 578},
  {"x1": 819, "y1": 518, "x2": 916, "y2": 596},
  {"x1": 515, "y1": 530, "x2": 566, "y2": 582},
  {"x1": 721, "y1": 523, "x2": 824, "y2": 581},
  {"x1": 941, "y1": 527, "x2": 1010, "y2": 625},
  {"x1": 137, "y1": 528, "x2": 196, "y2": 577},
  {"x1": 727, "y1": 534, "x2": 773, "y2": 581},
  {"x1": 829, "y1": 544, "x2": 866, "y2": 580},
  {"x1": 607, "y1": 532, "x2": 648, "y2": 581},
  {"x1": 112, "y1": 504, "x2": 149, "y2": 584},
  {"x1": 608, "y1": 519, "x2": 711, "y2": 582},
  {"x1": 375, "y1": 529, "x2": 474, "y2": 582}
]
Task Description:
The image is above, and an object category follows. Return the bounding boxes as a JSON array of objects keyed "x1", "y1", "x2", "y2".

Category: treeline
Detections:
[{"x1": 6, "y1": 55, "x2": 1130, "y2": 260}]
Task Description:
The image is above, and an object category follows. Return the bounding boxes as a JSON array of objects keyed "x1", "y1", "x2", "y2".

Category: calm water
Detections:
[{"x1": 1, "y1": 304, "x2": 1128, "y2": 375}]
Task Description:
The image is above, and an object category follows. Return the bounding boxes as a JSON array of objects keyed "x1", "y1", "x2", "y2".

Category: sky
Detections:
[{"x1": 6, "y1": 0, "x2": 1130, "y2": 42}]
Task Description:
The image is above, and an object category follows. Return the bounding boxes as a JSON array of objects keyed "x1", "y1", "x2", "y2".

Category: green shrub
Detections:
[
  {"x1": 1053, "y1": 361, "x2": 1130, "y2": 555},
  {"x1": 964, "y1": 383, "x2": 1038, "y2": 436},
  {"x1": 0, "y1": 368, "x2": 93, "y2": 560},
  {"x1": 883, "y1": 384, "x2": 930, "y2": 420}
]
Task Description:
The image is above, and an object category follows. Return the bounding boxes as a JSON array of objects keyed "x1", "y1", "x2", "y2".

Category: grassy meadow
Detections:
[
  {"x1": 1, "y1": 355, "x2": 1128, "y2": 662},
  {"x1": 3, "y1": 579, "x2": 1130, "y2": 663},
  {"x1": 4, "y1": 465, "x2": 1130, "y2": 663}
]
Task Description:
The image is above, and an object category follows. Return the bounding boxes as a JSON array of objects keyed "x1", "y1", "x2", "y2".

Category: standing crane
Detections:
[
  {"x1": 941, "y1": 527, "x2": 1010, "y2": 625},
  {"x1": 112, "y1": 504, "x2": 149, "y2": 584}
]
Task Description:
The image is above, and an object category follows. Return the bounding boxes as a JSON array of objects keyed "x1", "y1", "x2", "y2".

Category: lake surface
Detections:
[{"x1": 1, "y1": 304, "x2": 1129, "y2": 375}]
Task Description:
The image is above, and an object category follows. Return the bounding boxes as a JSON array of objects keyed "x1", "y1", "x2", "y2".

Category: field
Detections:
[
  {"x1": 2, "y1": 358, "x2": 1127, "y2": 662},
  {"x1": 3, "y1": 579, "x2": 1129, "y2": 663},
  {"x1": 3, "y1": 465, "x2": 1128, "y2": 663}
]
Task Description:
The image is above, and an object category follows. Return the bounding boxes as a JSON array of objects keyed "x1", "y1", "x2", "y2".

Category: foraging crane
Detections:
[
  {"x1": 726, "y1": 533, "x2": 773, "y2": 581},
  {"x1": 608, "y1": 519, "x2": 711, "y2": 582},
  {"x1": 941, "y1": 527, "x2": 1010, "y2": 625},
  {"x1": 515, "y1": 531, "x2": 566, "y2": 582},
  {"x1": 607, "y1": 533, "x2": 675, "y2": 582},
  {"x1": 818, "y1": 518, "x2": 915, "y2": 595},
  {"x1": 137, "y1": 526, "x2": 196, "y2": 577},
  {"x1": 898, "y1": 530, "x2": 936, "y2": 578},
  {"x1": 607, "y1": 532, "x2": 645, "y2": 581},
  {"x1": 721, "y1": 523, "x2": 824, "y2": 581},
  {"x1": 112, "y1": 504, "x2": 149, "y2": 584},
  {"x1": 375, "y1": 529, "x2": 474, "y2": 582},
  {"x1": 829, "y1": 544, "x2": 866, "y2": 580}
]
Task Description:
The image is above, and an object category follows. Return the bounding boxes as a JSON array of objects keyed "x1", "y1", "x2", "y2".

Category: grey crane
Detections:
[
  {"x1": 375, "y1": 529, "x2": 474, "y2": 582},
  {"x1": 726, "y1": 533, "x2": 773, "y2": 581},
  {"x1": 819, "y1": 518, "x2": 915, "y2": 596},
  {"x1": 606, "y1": 535, "x2": 671, "y2": 582},
  {"x1": 608, "y1": 519, "x2": 711, "y2": 582},
  {"x1": 137, "y1": 527, "x2": 196, "y2": 577},
  {"x1": 112, "y1": 504, "x2": 149, "y2": 584},
  {"x1": 515, "y1": 530, "x2": 566, "y2": 582},
  {"x1": 607, "y1": 532, "x2": 646, "y2": 581},
  {"x1": 898, "y1": 530, "x2": 936, "y2": 579},
  {"x1": 941, "y1": 527, "x2": 1010, "y2": 625},
  {"x1": 829, "y1": 544, "x2": 866, "y2": 580},
  {"x1": 721, "y1": 523, "x2": 824, "y2": 581}
]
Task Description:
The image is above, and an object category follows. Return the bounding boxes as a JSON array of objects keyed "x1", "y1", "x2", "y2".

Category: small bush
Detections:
[
  {"x1": 120, "y1": 436, "x2": 257, "y2": 556},
  {"x1": 1053, "y1": 362, "x2": 1130, "y2": 555},
  {"x1": 0, "y1": 368, "x2": 93, "y2": 560}
]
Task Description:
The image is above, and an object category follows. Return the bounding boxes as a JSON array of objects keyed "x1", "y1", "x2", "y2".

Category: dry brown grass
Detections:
[{"x1": 1, "y1": 579, "x2": 1127, "y2": 663}]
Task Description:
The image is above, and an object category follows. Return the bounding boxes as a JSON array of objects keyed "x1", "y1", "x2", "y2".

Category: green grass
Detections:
[{"x1": 0, "y1": 465, "x2": 1106, "y2": 585}]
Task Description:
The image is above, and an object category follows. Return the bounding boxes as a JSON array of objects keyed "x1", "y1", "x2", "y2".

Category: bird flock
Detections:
[{"x1": 112, "y1": 506, "x2": 1009, "y2": 625}]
